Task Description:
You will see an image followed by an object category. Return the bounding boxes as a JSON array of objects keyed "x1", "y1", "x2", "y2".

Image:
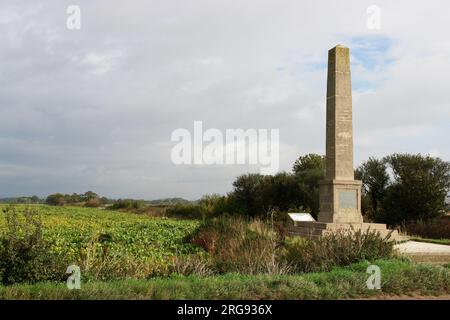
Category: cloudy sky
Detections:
[{"x1": 0, "y1": 0, "x2": 449, "y2": 200}]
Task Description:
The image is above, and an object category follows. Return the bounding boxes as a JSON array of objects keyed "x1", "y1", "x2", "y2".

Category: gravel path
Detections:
[{"x1": 395, "y1": 241, "x2": 450, "y2": 254}]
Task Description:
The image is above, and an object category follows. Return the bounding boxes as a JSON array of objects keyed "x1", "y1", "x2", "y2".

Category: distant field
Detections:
[{"x1": 0, "y1": 205, "x2": 201, "y2": 264}]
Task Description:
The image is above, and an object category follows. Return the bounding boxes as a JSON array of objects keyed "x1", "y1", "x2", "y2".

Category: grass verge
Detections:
[{"x1": 0, "y1": 259, "x2": 448, "y2": 300}]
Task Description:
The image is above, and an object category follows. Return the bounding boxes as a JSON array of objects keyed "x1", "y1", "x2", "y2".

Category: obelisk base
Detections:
[
  {"x1": 318, "y1": 179, "x2": 363, "y2": 223},
  {"x1": 288, "y1": 179, "x2": 405, "y2": 241},
  {"x1": 288, "y1": 221, "x2": 404, "y2": 241}
]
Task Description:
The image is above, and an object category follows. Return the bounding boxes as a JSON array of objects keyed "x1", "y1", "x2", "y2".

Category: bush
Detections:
[
  {"x1": 165, "y1": 195, "x2": 238, "y2": 220},
  {"x1": 0, "y1": 206, "x2": 68, "y2": 285},
  {"x1": 85, "y1": 198, "x2": 102, "y2": 208},
  {"x1": 403, "y1": 217, "x2": 450, "y2": 239},
  {"x1": 282, "y1": 229, "x2": 395, "y2": 273},
  {"x1": 198, "y1": 194, "x2": 226, "y2": 218},
  {"x1": 112, "y1": 199, "x2": 144, "y2": 210},
  {"x1": 166, "y1": 203, "x2": 201, "y2": 219}
]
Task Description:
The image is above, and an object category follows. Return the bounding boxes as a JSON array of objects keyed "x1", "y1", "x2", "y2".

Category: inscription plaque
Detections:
[{"x1": 338, "y1": 190, "x2": 357, "y2": 209}]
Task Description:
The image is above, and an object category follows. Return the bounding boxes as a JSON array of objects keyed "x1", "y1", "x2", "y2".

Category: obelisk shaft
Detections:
[
  {"x1": 318, "y1": 45, "x2": 362, "y2": 224},
  {"x1": 325, "y1": 45, "x2": 354, "y2": 180}
]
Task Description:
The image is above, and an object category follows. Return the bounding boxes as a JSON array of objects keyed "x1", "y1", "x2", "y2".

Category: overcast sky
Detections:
[{"x1": 0, "y1": 0, "x2": 449, "y2": 200}]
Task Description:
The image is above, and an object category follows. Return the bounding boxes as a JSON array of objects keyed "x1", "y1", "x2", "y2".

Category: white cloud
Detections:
[
  {"x1": 0, "y1": 0, "x2": 449, "y2": 199},
  {"x1": 80, "y1": 52, "x2": 122, "y2": 74}
]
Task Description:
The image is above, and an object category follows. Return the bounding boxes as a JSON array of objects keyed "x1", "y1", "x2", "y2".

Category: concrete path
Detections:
[{"x1": 395, "y1": 241, "x2": 450, "y2": 265}]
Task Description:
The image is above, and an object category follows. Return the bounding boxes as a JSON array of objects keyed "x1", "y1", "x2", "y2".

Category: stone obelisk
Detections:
[
  {"x1": 288, "y1": 45, "x2": 401, "y2": 241},
  {"x1": 318, "y1": 45, "x2": 363, "y2": 223}
]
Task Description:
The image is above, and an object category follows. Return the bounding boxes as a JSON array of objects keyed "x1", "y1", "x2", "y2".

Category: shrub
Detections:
[
  {"x1": 165, "y1": 197, "x2": 238, "y2": 220},
  {"x1": 403, "y1": 217, "x2": 450, "y2": 239},
  {"x1": 85, "y1": 198, "x2": 102, "y2": 208},
  {"x1": 282, "y1": 229, "x2": 395, "y2": 273},
  {"x1": 198, "y1": 194, "x2": 228, "y2": 219},
  {"x1": 112, "y1": 199, "x2": 144, "y2": 210},
  {"x1": 0, "y1": 206, "x2": 68, "y2": 285},
  {"x1": 166, "y1": 203, "x2": 201, "y2": 219}
]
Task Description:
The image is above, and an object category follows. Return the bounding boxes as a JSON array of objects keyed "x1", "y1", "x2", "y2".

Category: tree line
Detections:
[
  {"x1": 28, "y1": 152, "x2": 450, "y2": 227},
  {"x1": 45, "y1": 191, "x2": 111, "y2": 207},
  {"x1": 191, "y1": 153, "x2": 450, "y2": 227}
]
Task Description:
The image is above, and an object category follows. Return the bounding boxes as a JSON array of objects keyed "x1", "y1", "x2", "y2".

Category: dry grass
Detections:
[
  {"x1": 191, "y1": 216, "x2": 292, "y2": 275},
  {"x1": 190, "y1": 216, "x2": 394, "y2": 275},
  {"x1": 282, "y1": 229, "x2": 395, "y2": 273}
]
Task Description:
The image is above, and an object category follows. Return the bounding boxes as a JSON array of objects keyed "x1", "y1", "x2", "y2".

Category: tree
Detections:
[
  {"x1": 68, "y1": 193, "x2": 82, "y2": 204},
  {"x1": 381, "y1": 154, "x2": 450, "y2": 225},
  {"x1": 45, "y1": 194, "x2": 66, "y2": 206},
  {"x1": 272, "y1": 172, "x2": 302, "y2": 211},
  {"x1": 232, "y1": 174, "x2": 274, "y2": 217},
  {"x1": 82, "y1": 191, "x2": 98, "y2": 201},
  {"x1": 292, "y1": 154, "x2": 325, "y2": 218},
  {"x1": 99, "y1": 197, "x2": 110, "y2": 205},
  {"x1": 355, "y1": 157, "x2": 389, "y2": 217}
]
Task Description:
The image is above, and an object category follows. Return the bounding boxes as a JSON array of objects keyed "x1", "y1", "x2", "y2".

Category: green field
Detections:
[
  {"x1": 0, "y1": 204, "x2": 200, "y2": 257},
  {"x1": 0, "y1": 205, "x2": 449, "y2": 299},
  {"x1": 0, "y1": 205, "x2": 201, "y2": 279}
]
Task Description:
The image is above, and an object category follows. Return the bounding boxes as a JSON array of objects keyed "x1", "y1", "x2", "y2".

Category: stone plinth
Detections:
[
  {"x1": 288, "y1": 221, "x2": 402, "y2": 241},
  {"x1": 318, "y1": 180, "x2": 362, "y2": 223}
]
